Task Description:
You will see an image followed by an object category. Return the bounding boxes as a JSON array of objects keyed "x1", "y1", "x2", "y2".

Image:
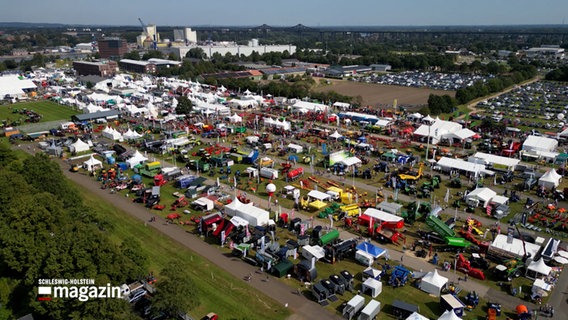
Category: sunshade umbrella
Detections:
[
  {"x1": 547, "y1": 204, "x2": 556, "y2": 210},
  {"x1": 557, "y1": 251, "x2": 568, "y2": 258},
  {"x1": 558, "y1": 207, "x2": 567, "y2": 213}
]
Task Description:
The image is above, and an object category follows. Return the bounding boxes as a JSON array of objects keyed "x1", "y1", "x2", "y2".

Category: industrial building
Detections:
[
  {"x1": 73, "y1": 60, "x2": 118, "y2": 77},
  {"x1": 162, "y1": 39, "x2": 296, "y2": 60},
  {"x1": 173, "y1": 27, "x2": 197, "y2": 44},
  {"x1": 97, "y1": 37, "x2": 128, "y2": 59},
  {"x1": 525, "y1": 45, "x2": 565, "y2": 59}
]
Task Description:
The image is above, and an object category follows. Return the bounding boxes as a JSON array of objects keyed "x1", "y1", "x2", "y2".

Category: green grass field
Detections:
[
  {"x1": 0, "y1": 100, "x2": 78, "y2": 124},
  {"x1": 76, "y1": 181, "x2": 290, "y2": 320}
]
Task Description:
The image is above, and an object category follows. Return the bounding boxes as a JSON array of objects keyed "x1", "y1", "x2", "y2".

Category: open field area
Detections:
[
  {"x1": 312, "y1": 79, "x2": 455, "y2": 109},
  {"x1": 0, "y1": 101, "x2": 78, "y2": 125}
]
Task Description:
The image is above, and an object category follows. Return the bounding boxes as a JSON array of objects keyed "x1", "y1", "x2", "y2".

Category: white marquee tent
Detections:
[
  {"x1": 523, "y1": 135, "x2": 558, "y2": 153},
  {"x1": 406, "y1": 312, "x2": 429, "y2": 320},
  {"x1": 70, "y1": 138, "x2": 90, "y2": 153},
  {"x1": 418, "y1": 269, "x2": 448, "y2": 297},
  {"x1": 538, "y1": 169, "x2": 562, "y2": 189},
  {"x1": 126, "y1": 150, "x2": 148, "y2": 168},
  {"x1": 465, "y1": 187, "x2": 497, "y2": 208},
  {"x1": 526, "y1": 258, "x2": 552, "y2": 279},
  {"x1": 438, "y1": 310, "x2": 462, "y2": 320},
  {"x1": 83, "y1": 155, "x2": 102, "y2": 172},
  {"x1": 102, "y1": 127, "x2": 123, "y2": 141},
  {"x1": 361, "y1": 277, "x2": 382, "y2": 298},
  {"x1": 123, "y1": 128, "x2": 143, "y2": 140}
]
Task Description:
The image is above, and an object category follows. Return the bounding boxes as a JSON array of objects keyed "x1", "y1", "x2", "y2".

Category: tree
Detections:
[
  {"x1": 175, "y1": 96, "x2": 193, "y2": 115},
  {"x1": 151, "y1": 261, "x2": 199, "y2": 317},
  {"x1": 186, "y1": 48, "x2": 205, "y2": 59},
  {"x1": 123, "y1": 51, "x2": 141, "y2": 60}
]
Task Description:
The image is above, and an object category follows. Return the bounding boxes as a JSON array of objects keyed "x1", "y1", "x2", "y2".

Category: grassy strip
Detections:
[
  {"x1": 76, "y1": 182, "x2": 289, "y2": 320},
  {"x1": 0, "y1": 101, "x2": 78, "y2": 123}
]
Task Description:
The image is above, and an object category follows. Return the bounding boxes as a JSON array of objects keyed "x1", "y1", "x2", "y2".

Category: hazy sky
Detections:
[{"x1": 1, "y1": 0, "x2": 567, "y2": 26}]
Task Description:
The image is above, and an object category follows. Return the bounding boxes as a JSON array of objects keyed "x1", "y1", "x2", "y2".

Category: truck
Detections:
[
  {"x1": 188, "y1": 159, "x2": 210, "y2": 172},
  {"x1": 343, "y1": 295, "x2": 365, "y2": 320},
  {"x1": 358, "y1": 299, "x2": 381, "y2": 320}
]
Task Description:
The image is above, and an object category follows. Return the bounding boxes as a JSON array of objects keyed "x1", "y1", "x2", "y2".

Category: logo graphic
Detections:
[{"x1": 37, "y1": 279, "x2": 122, "y2": 302}]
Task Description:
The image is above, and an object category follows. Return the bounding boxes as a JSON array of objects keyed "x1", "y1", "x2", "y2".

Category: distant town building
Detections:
[
  {"x1": 11, "y1": 48, "x2": 28, "y2": 56},
  {"x1": 324, "y1": 65, "x2": 372, "y2": 78},
  {"x1": 73, "y1": 60, "x2": 118, "y2": 77},
  {"x1": 97, "y1": 37, "x2": 128, "y2": 59},
  {"x1": 119, "y1": 59, "x2": 157, "y2": 74},
  {"x1": 74, "y1": 43, "x2": 95, "y2": 53},
  {"x1": 370, "y1": 64, "x2": 392, "y2": 72},
  {"x1": 525, "y1": 45, "x2": 565, "y2": 59}
]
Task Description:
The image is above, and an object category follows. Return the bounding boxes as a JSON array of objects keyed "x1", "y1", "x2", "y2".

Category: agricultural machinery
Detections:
[
  {"x1": 388, "y1": 265, "x2": 411, "y2": 287},
  {"x1": 494, "y1": 258, "x2": 524, "y2": 282},
  {"x1": 456, "y1": 253, "x2": 485, "y2": 280}
]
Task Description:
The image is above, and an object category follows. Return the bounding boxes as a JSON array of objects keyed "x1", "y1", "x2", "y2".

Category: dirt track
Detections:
[
  {"x1": 312, "y1": 79, "x2": 454, "y2": 109},
  {"x1": 15, "y1": 145, "x2": 339, "y2": 320}
]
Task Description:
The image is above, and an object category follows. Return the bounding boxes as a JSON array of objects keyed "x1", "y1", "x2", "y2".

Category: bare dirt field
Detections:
[{"x1": 313, "y1": 79, "x2": 455, "y2": 110}]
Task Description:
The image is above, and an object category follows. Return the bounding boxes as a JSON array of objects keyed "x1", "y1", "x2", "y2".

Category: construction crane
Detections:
[{"x1": 137, "y1": 17, "x2": 157, "y2": 50}]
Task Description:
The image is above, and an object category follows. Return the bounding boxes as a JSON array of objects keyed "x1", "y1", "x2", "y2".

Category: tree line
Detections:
[{"x1": 0, "y1": 146, "x2": 197, "y2": 319}]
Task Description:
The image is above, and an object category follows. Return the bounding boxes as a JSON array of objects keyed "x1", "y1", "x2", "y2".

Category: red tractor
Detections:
[{"x1": 456, "y1": 253, "x2": 485, "y2": 280}]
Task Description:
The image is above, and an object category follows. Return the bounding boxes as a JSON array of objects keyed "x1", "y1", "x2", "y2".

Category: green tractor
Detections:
[
  {"x1": 450, "y1": 176, "x2": 462, "y2": 188},
  {"x1": 494, "y1": 258, "x2": 524, "y2": 282}
]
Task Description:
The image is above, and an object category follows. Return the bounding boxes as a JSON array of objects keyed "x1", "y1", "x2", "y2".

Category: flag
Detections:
[
  {"x1": 444, "y1": 188, "x2": 450, "y2": 203},
  {"x1": 369, "y1": 217, "x2": 373, "y2": 235},
  {"x1": 291, "y1": 208, "x2": 295, "y2": 219},
  {"x1": 329, "y1": 214, "x2": 333, "y2": 228}
]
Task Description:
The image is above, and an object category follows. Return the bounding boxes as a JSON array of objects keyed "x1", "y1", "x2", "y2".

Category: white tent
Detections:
[
  {"x1": 361, "y1": 278, "x2": 382, "y2": 298},
  {"x1": 228, "y1": 114, "x2": 242, "y2": 123},
  {"x1": 419, "y1": 269, "x2": 448, "y2": 297},
  {"x1": 438, "y1": 310, "x2": 462, "y2": 320},
  {"x1": 102, "y1": 127, "x2": 123, "y2": 141},
  {"x1": 538, "y1": 169, "x2": 562, "y2": 189},
  {"x1": 225, "y1": 197, "x2": 269, "y2": 226},
  {"x1": 465, "y1": 187, "x2": 497, "y2": 208},
  {"x1": 123, "y1": 128, "x2": 143, "y2": 140},
  {"x1": 126, "y1": 150, "x2": 148, "y2": 168},
  {"x1": 82, "y1": 155, "x2": 102, "y2": 172},
  {"x1": 523, "y1": 135, "x2": 558, "y2": 153},
  {"x1": 307, "y1": 190, "x2": 332, "y2": 201},
  {"x1": 70, "y1": 138, "x2": 90, "y2": 153},
  {"x1": 526, "y1": 258, "x2": 552, "y2": 279},
  {"x1": 406, "y1": 312, "x2": 429, "y2": 320},
  {"x1": 329, "y1": 130, "x2": 343, "y2": 140}
]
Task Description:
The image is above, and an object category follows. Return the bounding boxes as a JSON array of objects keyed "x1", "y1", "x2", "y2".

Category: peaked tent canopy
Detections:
[
  {"x1": 83, "y1": 155, "x2": 102, "y2": 172},
  {"x1": 538, "y1": 169, "x2": 562, "y2": 189},
  {"x1": 70, "y1": 138, "x2": 90, "y2": 153},
  {"x1": 419, "y1": 269, "x2": 448, "y2": 297},
  {"x1": 406, "y1": 312, "x2": 429, "y2": 320},
  {"x1": 126, "y1": 150, "x2": 148, "y2": 168},
  {"x1": 438, "y1": 310, "x2": 462, "y2": 320},
  {"x1": 526, "y1": 258, "x2": 552, "y2": 279}
]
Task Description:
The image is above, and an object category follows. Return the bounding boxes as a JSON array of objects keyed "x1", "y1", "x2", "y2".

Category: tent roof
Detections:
[
  {"x1": 362, "y1": 277, "x2": 382, "y2": 290},
  {"x1": 307, "y1": 190, "x2": 331, "y2": 201},
  {"x1": 363, "y1": 208, "x2": 403, "y2": 223},
  {"x1": 356, "y1": 242, "x2": 386, "y2": 258},
  {"x1": 437, "y1": 157, "x2": 491, "y2": 175},
  {"x1": 523, "y1": 135, "x2": 558, "y2": 152},
  {"x1": 466, "y1": 187, "x2": 497, "y2": 202},
  {"x1": 422, "y1": 269, "x2": 448, "y2": 287},
  {"x1": 472, "y1": 152, "x2": 520, "y2": 168},
  {"x1": 527, "y1": 258, "x2": 552, "y2": 276},
  {"x1": 491, "y1": 234, "x2": 542, "y2": 259},
  {"x1": 83, "y1": 155, "x2": 102, "y2": 165},
  {"x1": 438, "y1": 310, "x2": 462, "y2": 320},
  {"x1": 329, "y1": 130, "x2": 343, "y2": 139},
  {"x1": 540, "y1": 169, "x2": 562, "y2": 183},
  {"x1": 302, "y1": 245, "x2": 325, "y2": 260},
  {"x1": 406, "y1": 312, "x2": 429, "y2": 320},
  {"x1": 338, "y1": 157, "x2": 361, "y2": 167}
]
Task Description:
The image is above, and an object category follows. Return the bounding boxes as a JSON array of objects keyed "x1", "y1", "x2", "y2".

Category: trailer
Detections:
[
  {"x1": 329, "y1": 274, "x2": 346, "y2": 295},
  {"x1": 287, "y1": 167, "x2": 304, "y2": 181},
  {"x1": 339, "y1": 270, "x2": 354, "y2": 292},
  {"x1": 343, "y1": 295, "x2": 365, "y2": 320},
  {"x1": 244, "y1": 149, "x2": 259, "y2": 164},
  {"x1": 312, "y1": 282, "x2": 330, "y2": 305},
  {"x1": 358, "y1": 299, "x2": 381, "y2": 320},
  {"x1": 317, "y1": 229, "x2": 340, "y2": 246},
  {"x1": 260, "y1": 167, "x2": 279, "y2": 179},
  {"x1": 426, "y1": 214, "x2": 456, "y2": 238}
]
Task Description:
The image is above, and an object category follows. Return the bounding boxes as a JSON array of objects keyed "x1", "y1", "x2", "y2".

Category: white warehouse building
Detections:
[{"x1": 163, "y1": 39, "x2": 296, "y2": 60}]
